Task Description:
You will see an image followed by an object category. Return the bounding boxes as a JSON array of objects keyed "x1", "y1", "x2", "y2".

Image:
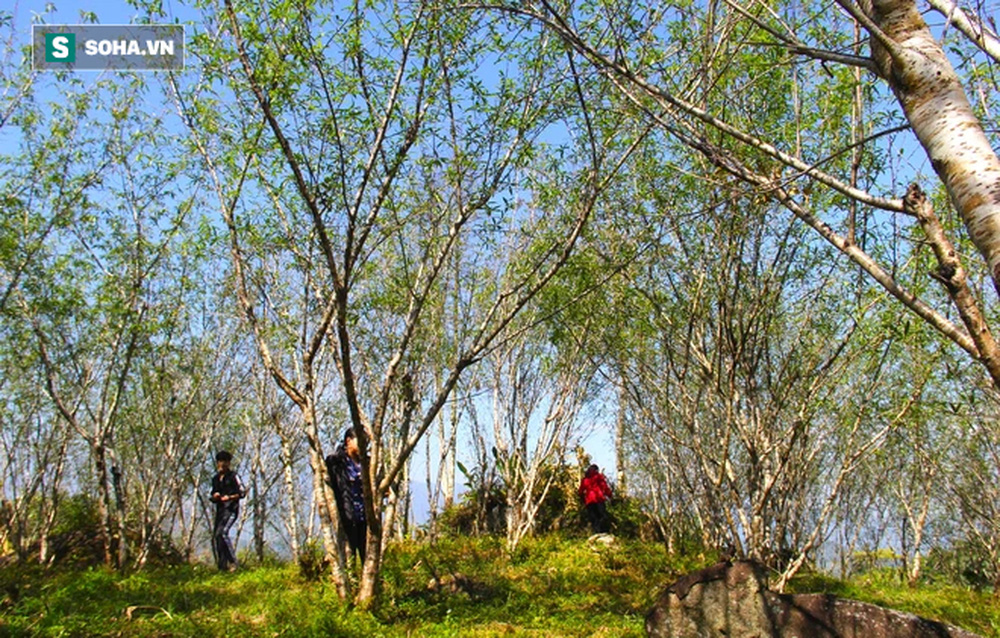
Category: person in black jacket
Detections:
[
  {"x1": 210, "y1": 450, "x2": 246, "y2": 571},
  {"x1": 325, "y1": 429, "x2": 366, "y2": 564}
]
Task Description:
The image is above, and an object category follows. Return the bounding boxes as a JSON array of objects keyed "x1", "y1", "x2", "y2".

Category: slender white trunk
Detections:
[
  {"x1": 870, "y1": 0, "x2": 1000, "y2": 295},
  {"x1": 278, "y1": 427, "x2": 302, "y2": 560},
  {"x1": 302, "y1": 406, "x2": 350, "y2": 598},
  {"x1": 182, "y1": 491, "x2": 198, "y2": 562},
  {"x1": 615, "y1": 382, "x2": 627, "y2": 496},
  {"x1": 38, "y1": 431, "x2": 69, "y2": 565}
]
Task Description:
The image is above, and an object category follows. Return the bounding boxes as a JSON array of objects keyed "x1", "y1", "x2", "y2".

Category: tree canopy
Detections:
[{"x1": 3, "y1": 0, "x2": 1000, "y2": 602}]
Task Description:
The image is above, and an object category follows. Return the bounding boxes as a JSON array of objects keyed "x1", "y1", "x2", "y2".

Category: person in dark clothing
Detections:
[
  {"x1": 579, "y1": 464, "x2": 612, "y2": 534},
  {"x1": 325, "y1": 428, "x2": 366, "y2": 563},
  {"x1": 210, "y1": 450, "x2": 246, "y2": 571}
]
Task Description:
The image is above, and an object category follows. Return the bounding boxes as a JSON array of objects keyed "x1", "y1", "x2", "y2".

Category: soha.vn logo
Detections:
[{"x1": 33, "y1": 25, "x2": 184, "y2": 71}]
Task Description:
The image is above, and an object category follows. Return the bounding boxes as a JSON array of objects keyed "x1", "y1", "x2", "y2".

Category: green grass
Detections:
[
  {"x1": 1, "y1": 536, "x2": 996, "y2": 637},
  {"x1": 788, "y1": 569, "x2": 1000, "y2": 638}
]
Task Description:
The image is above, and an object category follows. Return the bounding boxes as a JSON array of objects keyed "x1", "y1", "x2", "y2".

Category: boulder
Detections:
[{"x1": 646, "y1": 561, "x2": 981, "y2": 638}]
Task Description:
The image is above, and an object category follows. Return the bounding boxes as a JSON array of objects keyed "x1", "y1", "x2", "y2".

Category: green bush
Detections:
[
  {"x1": 296, "y1": 537, "x2": 329, "y2": 581},
  {"x1": 924, "y1": 542, "x2": 998, "y2": 590},
  {"x1": 607, "y1": 496, "x2": 645, "y2": 539},
  {"x1": 42, "y1": 493, "x2": 107, "y2": 566},
  {"x1": 8, "y1": 492, "x2": 185, "y2": 569}
]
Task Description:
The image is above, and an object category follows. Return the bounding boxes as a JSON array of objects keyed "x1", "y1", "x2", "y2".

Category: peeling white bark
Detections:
[{"x1": 870, "y1": 0, "x2": 1000, "y2": 295}]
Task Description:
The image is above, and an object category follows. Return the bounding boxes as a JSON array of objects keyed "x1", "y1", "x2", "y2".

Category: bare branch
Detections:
[{"x1": 925, "y1": 0, "x2": 1000, "y2": 64}]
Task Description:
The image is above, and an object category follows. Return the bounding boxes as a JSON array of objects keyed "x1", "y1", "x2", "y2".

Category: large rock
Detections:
[{"x1": 645, "y1": 561, "x2": 981, "y2": 638}]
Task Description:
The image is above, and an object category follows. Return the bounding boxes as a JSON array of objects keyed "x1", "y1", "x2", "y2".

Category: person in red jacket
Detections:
[{"x1": 579, "y1": 464, "x2": 612, "y2": 534}]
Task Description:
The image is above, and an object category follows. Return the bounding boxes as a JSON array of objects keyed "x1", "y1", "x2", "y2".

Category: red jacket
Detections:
[{"x1": 579, "y1": 467, "x2": 611, "y2": 506}]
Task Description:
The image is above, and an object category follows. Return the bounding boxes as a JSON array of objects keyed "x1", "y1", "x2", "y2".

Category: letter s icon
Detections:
[
  {"x1": 44, "y1": 33, "x2": 76, "y2": 63},
  {"x1": 52, "y1": 36, "x2": 70, "y2": 58}
]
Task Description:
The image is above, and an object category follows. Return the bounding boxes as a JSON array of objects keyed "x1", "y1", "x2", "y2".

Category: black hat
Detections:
[{"x1": 215, "y1": 450, "x2": 233, "y2": 462}]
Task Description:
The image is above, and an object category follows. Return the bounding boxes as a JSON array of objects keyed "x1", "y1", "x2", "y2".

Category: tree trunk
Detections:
[
  {"x1": 395, "y1": 460, "x2": 412, "y2": 541},
  {"x1": 112, "y1": 461, "x2": 127, "y2": 569},
  {"x1": 615, "y1": 381, "x2": 627, "y2": 497},
  {"x1": 506, "y1": 488, "x2": 524, "y2": 553},
  {"x1": 302, "y1": 406, "x2": 350, "y2": 598},
  {"x1": 869, "y1": 0, "x2": 1000, "y2": 296},
  {"x1": 442, "y1": 399, "x2": 459, "y2": 510},
  {"x1": 358, "y1": 514, "x2": 384, "y2": 606},
  {"x1": 252, "y1": 455, "x2": 265, "y2": 563},
  {"x1": 182, "y1": 490, "x2": 199, "y2": 563},
  {"x1": 277, "y1": 425, "x2": 302, "y2": 561},
  {"x1": 382, "y1": 484, "x2": 400, "y2": 548},
  {"x1": 93, "y1": 443, "x2": 115, "y2": 567},
  {"x1": 905, "y1": 477, "x2": 932, "y2": 586},
  {"x1": 425, "y1": 434, "x2": 439, "y2": 541},
  {"x1": 38, "y1": 430, "x2": 70, "y2": 565}
]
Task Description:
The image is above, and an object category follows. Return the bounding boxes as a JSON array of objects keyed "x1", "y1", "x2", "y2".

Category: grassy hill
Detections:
[{"x1": 1, "y1": 535, "x2": 997, "y2": 637}]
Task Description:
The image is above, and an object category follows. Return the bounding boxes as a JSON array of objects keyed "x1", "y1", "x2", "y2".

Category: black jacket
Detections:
[
  {"x1": 325, "y1": 447, "x2": 365, "y2": 526},
  {"x1": 211, "y1": 470, "x2": 246, "y2": 513}
]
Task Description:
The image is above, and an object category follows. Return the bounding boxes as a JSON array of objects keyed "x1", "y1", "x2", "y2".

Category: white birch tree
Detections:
[
  {"x1": 172, "y1": 0, "x2": 639, "y2": 603},
  {"x1": 487, "y1": 0, "x2": 1000, "y2": 390}
]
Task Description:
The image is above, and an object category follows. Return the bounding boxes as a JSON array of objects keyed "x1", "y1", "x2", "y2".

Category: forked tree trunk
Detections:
[
  {"x1": 868, "y1": 0, "x2": 1000, "y2": 295},
  {"x1": 38, "y1": 431, "x2": 70, "y2": 565},
  {"x1": 302, "y1": 405, "x2": 350, "y2": 598}
]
